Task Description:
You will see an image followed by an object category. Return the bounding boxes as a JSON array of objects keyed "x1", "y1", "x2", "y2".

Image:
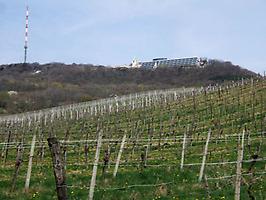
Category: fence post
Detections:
[
  {"x1": 47, "y1": 137, "x2": 68, "y2": 200},
  {"x1": 234, "y1": 129, "x2": 245, "y2": 200},
  {"x1": 10, "y1": 143, "x2": 24, "y2": 192},
  {"x1": 199, "y1": 129, "x2": 211, "y2": 182},
  {"x1": 3, "y1": 130, "x2": 12, "y2": 164},
  {"x1": 85, "y1": 130, "x2": 90, "y2": 169},
  {"x1": 24, "y1": 134, "x2": 36, "y2": 193},
  {"x1": 113, "y1": 134, "x2": 127, "y2": 177},
  {"x1": 88, "y1": 130, "x2": 103, "y2": 200},
  {"x1": 204, "y1": 175, "x2": 211, "y2": 199},
  {"x1": 40, "y1": 129, "x2": 45, "y2": 161},
  {"x1": 144, "y1": 145, "x2": 149, "y2": 167},
  {"x1": 180, "y1": 127, "x2": 188, "y2": 170}
]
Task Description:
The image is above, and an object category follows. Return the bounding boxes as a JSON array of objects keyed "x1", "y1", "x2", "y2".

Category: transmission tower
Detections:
[{"x1": 24, "y1": 6, "x2": 29, "y2": 63}]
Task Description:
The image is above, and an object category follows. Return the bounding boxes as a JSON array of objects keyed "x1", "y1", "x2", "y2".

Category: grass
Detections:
[{"x1": 0, "y1": 78, "x2": 265, "y2": 199}]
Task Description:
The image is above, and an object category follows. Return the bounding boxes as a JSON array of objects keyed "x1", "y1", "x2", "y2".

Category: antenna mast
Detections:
[{"x1": 24, "y1": 6, "x2": 29, "y2": 63}]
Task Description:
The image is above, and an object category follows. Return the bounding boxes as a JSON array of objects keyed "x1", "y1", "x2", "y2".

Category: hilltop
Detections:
[{"x1": 0, "y1": 61, "x2": 258, "y2": 114}]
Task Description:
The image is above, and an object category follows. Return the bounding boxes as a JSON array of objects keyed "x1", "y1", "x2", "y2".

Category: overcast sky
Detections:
[{"x1": 0, "y1": 0, "x2": 265, "y2": 73}]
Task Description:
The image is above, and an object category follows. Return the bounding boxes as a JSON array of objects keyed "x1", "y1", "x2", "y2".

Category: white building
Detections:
[{"x1": 133, "y1": 57, "x2": 208, "y2": 69}]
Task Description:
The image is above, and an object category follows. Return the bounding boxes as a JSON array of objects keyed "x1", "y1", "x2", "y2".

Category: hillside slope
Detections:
[
  {"x1": 0, "y1": 78, "x2": 265, "y2": 199},
  {"x1": 0, "y1": 61, "x2": 257, "y2": 114}
]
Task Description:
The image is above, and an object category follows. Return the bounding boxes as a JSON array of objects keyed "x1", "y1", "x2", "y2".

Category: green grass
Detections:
[{"x1": 0, "y1": 78, "x2": 265, "y2": 199}]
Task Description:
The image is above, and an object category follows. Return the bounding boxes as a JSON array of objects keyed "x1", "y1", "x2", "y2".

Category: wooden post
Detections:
[
  {"x1": 113, "y1": 134, "x2": 127, "y2": 177},
  {"x1": 102, "y1": 148, "x2": 110, "y2": 175},
  {"x1": 130, "y1": 123, "x2": 139, "y2": 159},
  {"x1": 204, "y1": 175, "x2": 211, "y2": 199},
  {"x1": 158, "y1": 119, "x2": 162, "y2": 148},
  {"x1": 88, "y1": 130, "x2": 103, "y2": 200},
  {"x1": 40, "y1": 129, "x2": 45, "y2": 161},
  {"x1": 84, "y1": 129, "x2": 90, "y2": 169},
  {"x1": 63, "y1": 129, "x2": 70, "y2": 170},
  {"x1": 4, "y1": 130, "x2": 12, "y2": 164},
  {"x1": 180, "y1": 127, "x2": 188, "y2": 170},
  {"x1": 10, "y1": 143, "x2": 24, "y2": 192},
  {"x1": 234, "y1": 129, "x2": 245, "y2": 200},
  {"x1": 24, "y1": 134, "x2": 36, "y2": 193},
  {"x1": 47, "y1": 137, "x2": 68, "y2": 200},
  {"x1": 107, "y1": 144, "x2": 111, "y2": 169},
  {"x1": 144, "y1": 145, "x2": 149, "y2": 167},
  {"x1": 199, "y1": 129, "x2": 211, "y2": 182}
]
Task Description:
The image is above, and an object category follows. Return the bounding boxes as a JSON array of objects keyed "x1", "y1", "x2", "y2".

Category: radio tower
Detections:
[{"x1": 24, "y1": 6, "x2": 29, "y2": 63}]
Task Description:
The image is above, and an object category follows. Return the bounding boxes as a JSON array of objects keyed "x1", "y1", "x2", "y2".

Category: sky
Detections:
[{"x1": 0, "y1": 0, "x2": 265, "y2": 74}]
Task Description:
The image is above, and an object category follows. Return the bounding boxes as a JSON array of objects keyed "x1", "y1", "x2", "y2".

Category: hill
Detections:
[
  {"x1": 0, "y1": 77, "x2": 265, "y2": 199},
  {"x1": 0, "y1": 61, "x2": 257, "y2": 114}
]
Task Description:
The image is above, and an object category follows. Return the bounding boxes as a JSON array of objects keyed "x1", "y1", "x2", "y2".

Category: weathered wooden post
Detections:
[
  {"x1": 24, "y1": 133, "x2": 36, "y2": 193},
  {"x1": 47, "y1": 137, "x2": 68, "y2": 200},
  {"x1": 113, "y1": 134, "x2": 127, "y2": 177},
  {"x1": 234, "y1": 129, "x2": 245, "y2": 200},
  {"x1": 84, "y1": 129, "x2": 90, "y2": 169},
  {"x1": 3, "y1": 130, "x2": 12, "y2": 164},
  {"x1": 63, "y1": 129, "x2": 70, "y2": 170},
  {"x1": 10, "y1": 143, "x2": 24, "y2": 192},
  {"x1": 204, "y1": 175, "x2": 211, "y2": 199},
  {"x1": 199, "y1": 129, "x2": 211, "y2": 182},
  {"x1": 144, "y1": 145, "x2": 149, "y2": 167},
  {"x1": 88, "y1": 130, "x2": 103, "y2": 200},
  {"x1": 130, "y1": 122, "x2": 139, "y2": 159},
  {"x1": 102, "y1": 148, "x2": 110, "y2": 175},
  {"x1": 40, "y1": 129, "x2": 45, "y2": 161}
]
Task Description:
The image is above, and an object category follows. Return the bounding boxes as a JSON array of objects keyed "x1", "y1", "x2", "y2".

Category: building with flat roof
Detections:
[
  {"x1": 130, "y1": 57, "x2": 208, "y2": 69},
  {"x1": 129, "y1": 57, "x2": 209, "y2": 69}
]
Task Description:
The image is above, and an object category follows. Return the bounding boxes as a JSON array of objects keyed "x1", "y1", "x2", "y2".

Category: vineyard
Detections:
[{"x1": 0, "y1": 78, "x2": 265, "y2": 200}]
